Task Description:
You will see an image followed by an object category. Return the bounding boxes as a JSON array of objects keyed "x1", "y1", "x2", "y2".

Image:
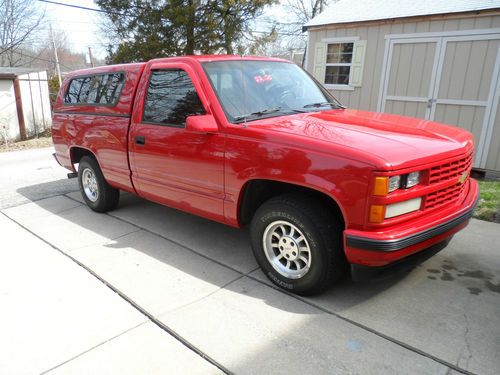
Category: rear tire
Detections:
[
  {"x1": 78, "y1": 156, "x2": 119, "y2": 213},
  {"x1": 250, "y1": 194, "x2": 346, "y2": 296}
]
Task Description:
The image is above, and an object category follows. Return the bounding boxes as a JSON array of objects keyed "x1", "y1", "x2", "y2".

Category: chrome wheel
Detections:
[
  {"x1": 262, "y1": 220, "x2": 312, "y2": 279},
  {"x1": 82, "y1": 168, "x2": 99, "y2": 202}
]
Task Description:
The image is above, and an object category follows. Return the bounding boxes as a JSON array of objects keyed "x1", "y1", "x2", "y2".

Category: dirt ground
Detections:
[{"x1": 0, "y1": 130, "x2": 53, "y2": 153}]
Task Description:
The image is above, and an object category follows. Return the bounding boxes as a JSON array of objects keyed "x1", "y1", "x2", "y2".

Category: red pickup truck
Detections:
[{"x1": 52, "y1": 55, "x2": 478, "y2": 295}]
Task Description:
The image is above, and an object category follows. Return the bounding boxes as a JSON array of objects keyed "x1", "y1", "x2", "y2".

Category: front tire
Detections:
[
  {"x1": 78, "y1": 156, "x2": 119, "y2": 213},
  {"x1": 250, "y1": 194, "x2": 346, "y2": 295}
]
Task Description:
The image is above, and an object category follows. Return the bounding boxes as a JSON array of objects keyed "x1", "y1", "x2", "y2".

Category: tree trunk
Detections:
[
  {"x1": 223, "y1": 18, "x2": 233, "y2": 54},
  {"x1": 225, "y1": 39, "x2": 233, "y2": 54},
  {"x1": 185, "y1": 0, "x2": 195, "y2": 55}
]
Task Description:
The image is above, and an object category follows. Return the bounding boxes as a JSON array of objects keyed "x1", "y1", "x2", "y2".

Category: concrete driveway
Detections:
[{"x1": 1, "y1": 148, "x2": 499, "y2": 374}]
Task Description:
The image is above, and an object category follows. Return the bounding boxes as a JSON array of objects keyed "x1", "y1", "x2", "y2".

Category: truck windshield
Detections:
[{"x1": 202, "y1": 60, "x2": 343, "y2": 123}]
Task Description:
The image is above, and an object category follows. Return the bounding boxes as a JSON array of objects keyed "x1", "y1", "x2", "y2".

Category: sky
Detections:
[
  {"x1": 39, "y1": 0, "x2": 109, "y2": 60},
  {"x1": 38, "y1": 0, "x2": 295, "y2": 61}
]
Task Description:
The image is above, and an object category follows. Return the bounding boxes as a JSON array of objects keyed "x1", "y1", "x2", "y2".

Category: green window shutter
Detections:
[
  {"x1": 313, "y1": 42, "x2": 326, "y2": 83},
  {"x1": 350, "y1": 40, "x2": 367, "y2": 87}
]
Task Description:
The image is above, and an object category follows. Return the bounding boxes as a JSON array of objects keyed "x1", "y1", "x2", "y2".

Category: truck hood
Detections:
[{"x1": 249, "y1": 109, "x2": 474, "y2": 170}]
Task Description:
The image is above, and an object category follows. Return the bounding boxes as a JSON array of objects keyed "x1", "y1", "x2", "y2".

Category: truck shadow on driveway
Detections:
[
  {"x1": 1, "y1": 178, "x2": 78, "y2": 210},
  {"x1": 12, "y1": 184, "x2": 411, "y2": 313},
  {"x1": 9, "y1": 184, "x2": 500, "y2": 375}
]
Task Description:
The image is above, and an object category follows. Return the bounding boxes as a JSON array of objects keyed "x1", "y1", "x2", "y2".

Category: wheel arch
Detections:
[
  {"x1": 238, "y1": 179, "x2": 346, "y2": 229},
  {"x1": 69, "y1": 146, "x2": 99, "y2": 171}
]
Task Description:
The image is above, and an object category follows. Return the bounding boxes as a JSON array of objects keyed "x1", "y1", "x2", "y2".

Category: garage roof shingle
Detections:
[{"x1": 305, "y1": 0, "x2": 500, "y2": 28}]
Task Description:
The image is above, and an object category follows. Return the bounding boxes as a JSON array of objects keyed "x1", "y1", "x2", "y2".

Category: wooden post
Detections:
[
  {"x1": 51, "y1": 25, "x2": 62, "y2": 87},
  {"x1": 13, "y1": 78, "x2": 27, "y2": 141},
  {"x1": 88, "y1": 47, "x2": 94, "y2": 67}
]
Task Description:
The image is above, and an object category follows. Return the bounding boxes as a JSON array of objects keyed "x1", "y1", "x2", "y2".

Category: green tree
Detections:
[
  {"x1": 48, "y1": 75, "x2": 60, "y2": 109},
  {"x1": 96, "y1": 0, "x2": 276, "y2": 63}
]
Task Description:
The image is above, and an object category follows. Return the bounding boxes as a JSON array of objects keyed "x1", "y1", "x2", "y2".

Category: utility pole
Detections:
[
  {"x1": 88, "y1": 46, "x2": 94, "y2": 67},
  {"x1": 50, "y1": 25, "x2": 62, "y2": 87}
]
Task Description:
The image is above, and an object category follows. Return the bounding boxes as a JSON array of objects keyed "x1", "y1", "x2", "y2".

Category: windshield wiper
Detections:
[
  {"x1": 232, "y1": 107, "x2": 310, "y2": 124},
  {"x1": 303, "y1": 101, "x2": 345, "y2": 109},
  {"x1": 233, "y1": 107, "x2": 283, "y2": 123}
]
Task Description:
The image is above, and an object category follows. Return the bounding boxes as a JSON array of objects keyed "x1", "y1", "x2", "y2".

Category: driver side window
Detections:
[{"x1": 142, "y1": 69, "x2": 205, "y2": 127}]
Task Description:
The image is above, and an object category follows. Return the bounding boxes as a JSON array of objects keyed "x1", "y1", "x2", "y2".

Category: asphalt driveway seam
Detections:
[
  {"x1": 156, "y1": 275, "x2": 246, "y2": 318},
  {"x1": 5, "y1": 193, "x2": 475, "y2": 374},
  {"x1": 0, "y1": 211, "x2": 232, "y2": 375},
  {"x1": 245, "y1": 273, "x2": 475, "y2": 375},
  {"x1": 0, "y1": 193, "x2": 79, "y2": 211},
  {"x1": 39, "y1": 321, "x2": 148, "y2": 374},
  {"x1": 57, "y1": 193, "x2": 476, "y2": 375}
]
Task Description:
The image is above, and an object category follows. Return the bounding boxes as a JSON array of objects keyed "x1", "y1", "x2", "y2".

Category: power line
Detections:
[
  {"x1": 38, "y1": 0, "x2": 125, "y2": 16},
  {"x1": 8, "y1": 49, "x2": 74, "y2": 71},
  {"x1": 38, "y1": 0, "x2": 303, "y2": 39},
  {"x1": 252, "y1": 30, "x2": 304, "y2": 36},
  {"x1": 41, "y1": 1, "x2": 302, "y2": 31},
  {"x1": 51, "y1": 20, "x2": 97, "y2": 24},
  {"x1": 61, "y1": 27, "x2": 299, "y2": 37}
]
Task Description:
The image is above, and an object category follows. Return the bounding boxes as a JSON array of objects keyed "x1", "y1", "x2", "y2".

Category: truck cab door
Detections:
[{"x1": 128, "y1": 63, "x2": 225, "y2": 223}]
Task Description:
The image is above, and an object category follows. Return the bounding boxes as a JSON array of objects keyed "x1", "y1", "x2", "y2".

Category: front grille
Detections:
[
  {"x1": 429, "y1": 153, "x2": 473, "y2": 184},
  {"x1": 425, "y1": 182, "x2": 467, "y2": 210},
  {"x1": 424, "y1": 152, "x2": 472, "y2": 210}
]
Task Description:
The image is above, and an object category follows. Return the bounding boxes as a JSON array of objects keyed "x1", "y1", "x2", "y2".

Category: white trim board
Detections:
[
  {"x1": 384, "y1": 28, "x2": 500, "y2": 40},
  {"x1": 325, "y1": 84, "x2": 355, "y2": 91},
  {"x1": 377, "y1": 37, "x2": 392, "y2": 111},
  {"x1": 321, "y1": 36, "x2": 360, "y2": 43},
  {"x1": 385, "y1": 95, "x2": 428, "y2": 103},
  {"x1": 478, "y1": 47, "x2": 500, "y2": 168}
]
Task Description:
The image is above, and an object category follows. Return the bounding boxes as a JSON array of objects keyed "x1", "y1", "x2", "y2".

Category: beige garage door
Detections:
[
  {"x1": 384, "y1": 40, "x2": 438, "y2": 119},
  {"x1": 380, "y1": 33, "x2": 500, "y2": 170}
]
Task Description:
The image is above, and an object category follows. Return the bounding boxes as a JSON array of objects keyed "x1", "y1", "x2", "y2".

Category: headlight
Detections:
[
  {"x1": 373, "y1": 171, "x2": 421, "y2": 195},
  {"x1": 388, "y1": 175, "x2": 401, "y2": 192},
  {"x1": 405, "y1": 171, "x2": 420, "y2": 188}
]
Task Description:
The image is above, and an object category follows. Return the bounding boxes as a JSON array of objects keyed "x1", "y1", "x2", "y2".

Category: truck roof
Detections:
[
  {"x1": 66, "y1": 62, "x2": 146, "y2": 77},
  {"x1": 66, "y1": 55, "x2": 291, "y2": 77},
  {"x1": 149, "y1": 55, "x2": 291, "y2": 63}
]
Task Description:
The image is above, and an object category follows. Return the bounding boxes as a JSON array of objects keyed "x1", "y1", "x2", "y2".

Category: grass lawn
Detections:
[{"x1": 475, "y1": 179, "x2": 500, "y2": 223}]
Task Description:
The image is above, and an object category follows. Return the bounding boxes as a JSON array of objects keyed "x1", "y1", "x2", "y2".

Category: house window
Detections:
[{"x1": 325, "y1": 43, "x2": 354, "y2": 85}]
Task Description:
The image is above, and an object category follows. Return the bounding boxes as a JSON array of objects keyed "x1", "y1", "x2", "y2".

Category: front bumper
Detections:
[
  {"x1": 344, "y1": 178, "x2": 479, "y2": 267},
  {"x1": 351, "y1": 239, "x2": 451, "y2": 281}
]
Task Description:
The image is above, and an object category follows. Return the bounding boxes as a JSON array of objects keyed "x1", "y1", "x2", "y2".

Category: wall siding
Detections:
[
  {"x1": 307, "y1": 13, "x2": 500, "y2": 110},
  {"x1": 18, "y1": 72, "x2": 51, "y2": 139},
  {"x1": 306, "y1": 12, "x2": 500, "y2": 171},
  {"x1": 0, "y1": 80, "x2": 20, "y2": 140}
]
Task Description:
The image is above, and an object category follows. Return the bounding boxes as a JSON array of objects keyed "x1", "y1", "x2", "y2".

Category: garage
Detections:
[
  {"x1": 304, "y1": 0, "x2": 500, "y2": 172},
  {"x1": 0, "y1": 68, "x2": 52, "y2": 142}
]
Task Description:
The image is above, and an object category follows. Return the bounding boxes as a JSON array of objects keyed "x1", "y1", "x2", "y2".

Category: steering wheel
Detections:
[{"x1": 266, "y1": 82, "x2": 298, "y2": 106}]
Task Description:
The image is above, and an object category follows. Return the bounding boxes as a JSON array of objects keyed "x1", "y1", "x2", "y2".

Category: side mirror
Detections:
[{"x1": 185, "y1": 114, "x2": 218, "y2": 133}]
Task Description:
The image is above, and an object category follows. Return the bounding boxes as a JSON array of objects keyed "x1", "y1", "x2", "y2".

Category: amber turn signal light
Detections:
[
  {"x1": 373, "y1": 177, "x2": 389, "y2": 196},
  {"x1": 369, "y1": 205, "x2": 385, "y2": 223}
]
